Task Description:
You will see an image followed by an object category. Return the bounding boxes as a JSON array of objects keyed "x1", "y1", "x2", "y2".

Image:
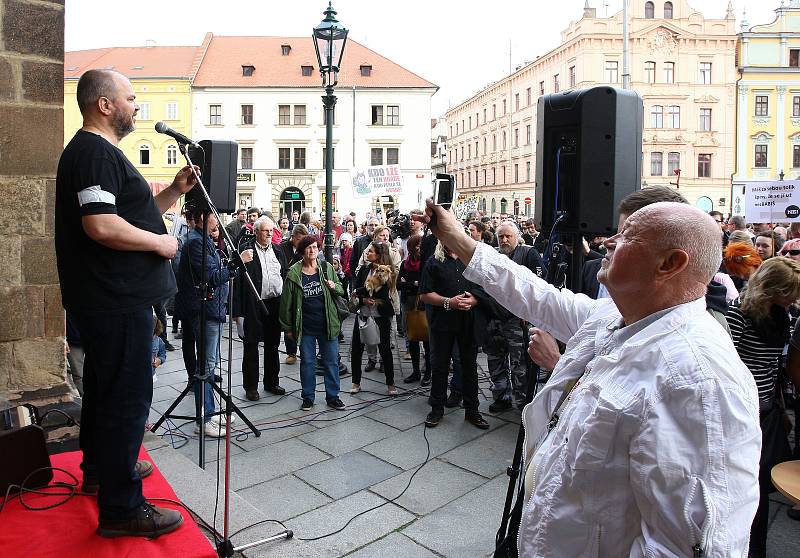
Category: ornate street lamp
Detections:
[{"x1": 313, "y1": 1, "x2": 348, "y2": 262}]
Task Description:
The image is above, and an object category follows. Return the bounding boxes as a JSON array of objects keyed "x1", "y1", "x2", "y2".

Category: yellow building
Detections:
[
  {"x1": 64, "y1": 45, "x2": 202, "y2": 186},
  {"x1": 734, "y1": 1, "x2": 800, "y2": 217}
]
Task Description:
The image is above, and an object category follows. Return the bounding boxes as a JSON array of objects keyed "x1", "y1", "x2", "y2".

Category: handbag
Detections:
[
  {"x1": 357, "y1": 311, "x2": 380, "y2": 345},
  {"x1": 321, "y1": 262, "x2": 350, "y2": 321},
  {"x1": 405, "y1": 296, "x2": 429, "y2": 342}
]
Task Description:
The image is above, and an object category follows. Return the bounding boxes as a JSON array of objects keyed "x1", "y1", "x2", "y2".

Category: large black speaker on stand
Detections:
[
  {"x1": 534, "y1": 86, "x2": 643, "y2": 236},
  {"x1": 185, "y1": 140, "x2": 238, "y2": 214}
]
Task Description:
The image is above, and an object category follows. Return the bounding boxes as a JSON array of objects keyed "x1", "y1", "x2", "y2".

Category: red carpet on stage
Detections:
[{"x1": 0, "y1": 447, "x2": 217, "y2": 558}]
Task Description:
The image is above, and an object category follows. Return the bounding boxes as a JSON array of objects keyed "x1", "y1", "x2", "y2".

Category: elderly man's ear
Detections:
[{"x1": 655, "y1": 249, "x2": 690, "y2": 281}]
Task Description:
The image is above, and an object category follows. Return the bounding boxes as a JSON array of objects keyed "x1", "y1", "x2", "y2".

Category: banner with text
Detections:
[
  {"x1": 745, "y1": 181, "x2": 800, "y2": 222},
  {"x1": 350, "y1": 165, "x2": 404, "y2": 199},
  {"x1": 454, "y1": 196, "x2": 481, "y2": 220}
]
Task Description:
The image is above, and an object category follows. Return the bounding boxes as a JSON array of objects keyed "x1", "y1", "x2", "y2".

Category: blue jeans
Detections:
[
  {"x1": 299, "y1": 333, "x2": 340, "y2": 402},
  {"x1": 190, "y1": 318, "x2": 222, "y2": 423}
]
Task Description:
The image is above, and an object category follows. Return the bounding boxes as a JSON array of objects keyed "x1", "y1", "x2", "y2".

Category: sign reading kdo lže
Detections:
[
  {"x1": 745, "y1": 181, "x2": 800, "y2": 222},
  {"x1": 350, "y1": 165, "x2": 403, "y2": 199}
]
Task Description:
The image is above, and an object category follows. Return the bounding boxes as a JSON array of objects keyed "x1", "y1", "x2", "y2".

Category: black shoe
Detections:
[
  {"x1": 164, "y1": 341, "x2": 176, "y2": 352},
  {"x1": 465, "y1": 413, "x2": 490, "y2": 430},
  {"x1": 97, "y1": 503, "x2": 184, "y2": 538},
  {"x1": 425, "y1": 411, "x2": 443, "y2": 427},
  {"x1": 403, "y1": 372, "x2": 420, "y2": 384},
  {"x1": 301, "y1": 399, "x2": 314, "y2": 411},
  {"x1": 338, "y1": 363, "x2": 351, "y2": 378},
  {"x1": 264, "y1": 384, "x2": 286, "y2": 396},
  {"x1": 445, "y1": 391, "x2": 462, "y2": 408},
  {"x1": 245, "y1": 390, "x2": 260, "y2": 402},
  {"x1": 420, "y1": 373, "x2": 431, "y2": 387},
  {"x1": 327, "y1": 398, "x2": 346, "y2": 410},
  {"x1": 364, "y1": 359, "x2": 377, "y2": 372},
  {"x1": 83, "y1": 460, "x2": 154, "y2": 495},
  {"x1": 489, "y1": 399, "x2": 513, "y2": 413}
]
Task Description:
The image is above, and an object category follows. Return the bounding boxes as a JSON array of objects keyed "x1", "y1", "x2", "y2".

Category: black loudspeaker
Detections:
[
  {"x1": 0, "y1": 424, "x2": 52, "y2": 495},
  {"x1": 535, "y1": 86, "x2": 643, "y2": 236},
  {"x1": 185, "y1": 140, "x2": 238, "y2": 214}
]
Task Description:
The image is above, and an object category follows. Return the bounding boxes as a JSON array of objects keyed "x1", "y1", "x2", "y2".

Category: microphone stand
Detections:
[{"x1": 151, "y1": 142, "x2": 291, "y2": 556}]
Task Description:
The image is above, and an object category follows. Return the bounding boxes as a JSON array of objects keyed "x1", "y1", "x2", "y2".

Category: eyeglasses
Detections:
[{"x1": 782, "y1": 250, "x2": 800, "y2": 256}]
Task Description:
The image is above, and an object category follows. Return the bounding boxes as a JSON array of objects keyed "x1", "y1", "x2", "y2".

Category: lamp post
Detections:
[{"x1": 313, "y1": 1, "x2": 348, "y2": 263}]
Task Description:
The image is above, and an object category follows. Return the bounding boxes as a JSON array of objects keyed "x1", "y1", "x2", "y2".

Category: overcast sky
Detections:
[{"x1": 65, "y1": 0, "x2": 777, "y2": 115}]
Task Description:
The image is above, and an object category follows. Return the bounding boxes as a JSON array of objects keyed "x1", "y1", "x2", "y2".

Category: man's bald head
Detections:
[
  {"x1": 630, "y1": 202, "x2": 722, "y2": 287},
  {"x1": 77, "y1": 69, "x2": 124, "y2": 115}
]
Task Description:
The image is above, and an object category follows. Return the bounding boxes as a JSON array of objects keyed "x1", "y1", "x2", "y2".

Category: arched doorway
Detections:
[
  {"x1": 513, "y1": 200, "x2": 520, "y2": 216},
  {"x1": 491, "y1": 198, "x2": 497, "y2": 214},
  {"x1": 500, "y1": 197, "x2": 508, "y2": 214},
  {"x1": 280, "y1": 187, "x2": 306, "y2": 219}
]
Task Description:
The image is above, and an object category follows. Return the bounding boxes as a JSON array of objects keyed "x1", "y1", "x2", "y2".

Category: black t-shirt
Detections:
[
  {"x1": 55, "y1": 130, "x2": 176, "y2": 315},
  {"x1": 301, "y1": 271, "x2": 326, "y2": 336},
  {"x1": 419, "y1": 255, "x2": 477, "y2": 332}
]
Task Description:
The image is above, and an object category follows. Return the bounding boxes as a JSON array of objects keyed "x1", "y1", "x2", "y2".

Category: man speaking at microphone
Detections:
[{"x1": 56, "y1": 69, "x2": 199, "y2": 538}]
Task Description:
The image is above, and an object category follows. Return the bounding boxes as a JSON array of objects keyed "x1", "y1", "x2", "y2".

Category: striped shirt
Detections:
[{"x1": 726, "y1": 306, "x2": 783, "y2": 410}]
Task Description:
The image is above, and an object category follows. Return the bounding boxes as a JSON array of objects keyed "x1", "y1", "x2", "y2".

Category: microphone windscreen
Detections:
[{"x1": 154, "y1": 121, "x2": 167, "y2": 133}]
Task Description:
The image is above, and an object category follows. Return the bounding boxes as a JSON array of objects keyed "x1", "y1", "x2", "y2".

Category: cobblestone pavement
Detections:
[{"x1": 145, "y1": 316, "x2": 798, "y2": 557}]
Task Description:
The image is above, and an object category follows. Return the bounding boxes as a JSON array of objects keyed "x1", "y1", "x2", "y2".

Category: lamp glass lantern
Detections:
[{"x1": 313, "y1": 1, "x2": 348, "y2": 88}]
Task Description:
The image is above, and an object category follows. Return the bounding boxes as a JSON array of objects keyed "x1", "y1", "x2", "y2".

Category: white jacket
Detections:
[{"x1": 464, "y1": 243, "x2": 761, "y2": 558}]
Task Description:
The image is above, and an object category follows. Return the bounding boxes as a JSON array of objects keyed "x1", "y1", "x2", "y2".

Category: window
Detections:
[
  {"x1": 483, "y1": 108, "x2": 487, "y2": 123},
  {"x1": 645, "y1": 1, "x2": 654, "y2": 18},
  {"x1": 492, "y1": 168, "x2": 496, "y2": 185},
  {"x1": 492, "y1": 104, "x2": 497, "y2": 120},
  {"x1": 502, "y1": 131, "x2": 507, "y2": 149},
  {"x1": 526, "y1": 87, "x2": 532, "y2": 106},
  {"x1": 502, "y1": 99, "x2": 507, "y2": 115},
  {"x1": 387, "y1": 105, "x2": 399, "y2": 126},
  {"x1": 651, "y1": 152, "x2": 663, "y2": 176},
  {"x1": 293, "y1": 147, "x2": 306, "y2": 169},
  {"x1": 791, "y1": 50, "x2": 800, "y2": 68},
  {"x1": 371, "y1": 105, "x2": 383, "y2": 125},
  {"x1": 754, "y1": 145, "x2": 768, "y2": 168},
  {"x1": 139, "y1": 144, "x2": 150, "y2": 165},
  {"x1": 241, "y1": 104, "x2": 253, "y2": 125},
  {"x1": 699, "y1": 108, "x2": 711, "y2": 131},
  {"x1": 502, "y1": 166, "x2": 506, "y2": 184},
  {"x1": 794, "y1": 145, "x2": 800, "y2": 168},
  {"x1": 455, "y1": 123, "x2": 459, "y2": 135},
  {"x1": 483, "y1": 169, "x2": 487, "y2": 185},
  {"x1": 514, "y1": 164, "x2": 519, "y2": 183},
  {"x1": 697, "y1": 153, "x2": 711, "y2": 177},
  {"x1": 467, "y1": 144, "x2": 471, "y2": 159},
  {"x1": 483, "y1": 137, "x2": 487, "y2": 154},
  {"x1": 475, "y1": 141, "x2": 478, "y2": 158},
  {"x1": 209, "y1": 104, "x2": 222, "y2": 125},
  {"x1": 514, "y1": 128, "x2": 519, "y2": 148},
  {"x1": 240, "y1": 147, "x2": 253, "y2": 170},
  {"x1": 755, "y1": 95, "x2": 769, "y2": 117},
  {"x1": 281, "y1": 44, "x2": 291, "y2": 56},
  {"x1": 492, "y1": 134, "x2": 497, "y2": 151},
  {"x1": 360, "y1": 65, "x2": 372, "y2": 76},
  {"x1": 663, "y1": 62, "x2": 675, "y2": 83},
  {"x1": 569, "y1": 65, "x2": 576, "y2": 88},
  {"x1": 468, "y1": 116, "x2": 472, "y2": 130},
  {"x1": 605, "y1": 61, "x2": 618, "y2": 83},
  {"x1": 539, "y1": 81, "x2": 545, "y2": 95},
  {"x1": 301, "y1": 65, "x2": 313, "y2": 76},
  {"x1": 278, "y1": 148, "x2": 291, "y2": 169},
  {"x1": 242, "y1": 65, "x2": 255, "y2": 77},
  {"x1": 386, "y1": 148, "x2": 399, "y2": 165},
  {"x1": 699, "y1": 62, "x2": 712, "y2": 85},
  {"x1": 664, "y1": 1, "x2": 673, "y2": 19},
  {"x1": 322, "y1": 147, "x2": 335, "y2": 169},
  {"x1": 460, "y1": 146, "x2": 463, "y2": 161},
  {"x1": 166, "y1": 102, "x2": 178, "y2": 120},
  {"x1": 526, "y1": 161, "x2": 531, "y2": 181},
  {"x1": 138, "y1": 102, "x2": 150, "y2": 120},
  {"x1": 293, "y1": 105, "x2": 306, "y2": 125},
  {"x1": 467, "y1": 173, "x2": 471, "y2": 187},
  {"x1": 526, "y1": 124, "x2": 532, "y2": 144},
  {"x1": 278, "y1": 105, "x2": 290, "y2": 125},
  {"x1": 668, "y1": 152, "x2": 680, "y2": 175},
  {"x1": 553, "y1": 74, "x2": 560, "y2": 93},
  {"x1": 667, "y1": 105, "x2": 680, "y2": 129},
  {"x1": 794, "y1": 96, "x2": 800, "y2": 117},
  {"x1": 650, "y1": 105, "x2": 664, "y2": 128},
  {"x1": 644, "y1": 61, "x2": 656, "y2": 83},
  {"x1": 371, "y1": 148, "x2": 383, "y2": 166},
  {"x1": 166, "y1": 144, "x2": 177, "y2": 165},
  {"x1": 515, "y1": 93, "x2": 520, "y2": 111}
]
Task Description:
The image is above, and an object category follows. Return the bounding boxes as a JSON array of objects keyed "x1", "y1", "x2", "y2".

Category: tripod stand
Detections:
[{"x1": 152, "y1": 143, "x2": 291, "y2": 556}]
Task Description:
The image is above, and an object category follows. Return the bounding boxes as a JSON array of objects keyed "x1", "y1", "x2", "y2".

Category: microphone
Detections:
[{"x1": 154, "y1": 121, "x2": 199, "y2": 147}]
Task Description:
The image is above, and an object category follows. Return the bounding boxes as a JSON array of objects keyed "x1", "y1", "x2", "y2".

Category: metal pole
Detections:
[
  {"x1": 622, "y1": 0, "x2": 631, "y2": 89},
  {"x1": 323, "y1": 84, "x2": 337, "y2": 263}
]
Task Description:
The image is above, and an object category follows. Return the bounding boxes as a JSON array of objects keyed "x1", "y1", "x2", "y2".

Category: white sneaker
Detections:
[{"x1": 195, "y1": 419, "x2": 227, "y2": 438}]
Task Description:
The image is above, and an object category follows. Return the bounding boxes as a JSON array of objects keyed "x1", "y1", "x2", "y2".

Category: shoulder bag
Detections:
[
  {"x1": 320, "y1": 263, "x2": 350, "y2": 321},
  {"x1": 405, "y1": 295, "x2": 429, "y2": 342}
]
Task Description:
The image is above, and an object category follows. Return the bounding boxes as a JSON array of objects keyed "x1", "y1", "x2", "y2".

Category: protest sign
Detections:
[
  {"x1": 745, "y1": 181, "x2": 800, "y2": 222},
  {"x1": 350, "y1": 165, "x2": 403, "y2": 199}
]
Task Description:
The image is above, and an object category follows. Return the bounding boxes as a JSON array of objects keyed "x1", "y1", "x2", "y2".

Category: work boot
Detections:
[{"x1": 97, "y1": 503, "x2": 184, "y2": 538}]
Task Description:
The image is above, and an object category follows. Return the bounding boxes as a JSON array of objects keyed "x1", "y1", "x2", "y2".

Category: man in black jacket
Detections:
[
  {"x1": 485, "y1": 221, "x2": 545, "y2": 413},
  {"x1": 349, "y1": 217, "x2": 379, "y2": 274},
  {"x1": 234, "y1": 216, "x2": 289, "y2": 401}
]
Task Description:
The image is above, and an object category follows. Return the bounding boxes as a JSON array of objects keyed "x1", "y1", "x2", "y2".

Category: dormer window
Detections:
[
  {"x1": 301, "y1": 65, "x2": 313, "y2": 77},
  {"x1": 360, "y1": 65, "x2": 372, "y2": 77},
  {"x1": 281, "y1": 44, "x2": 291, "y2": 56},
  {"x1": 242, "y1": 65, "x2": 255, "y2": 77}
]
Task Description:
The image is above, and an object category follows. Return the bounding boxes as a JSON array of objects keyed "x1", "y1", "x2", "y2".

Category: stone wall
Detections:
[{"x1": 0, "y1": 0, "x2": 69, "y2": 408}]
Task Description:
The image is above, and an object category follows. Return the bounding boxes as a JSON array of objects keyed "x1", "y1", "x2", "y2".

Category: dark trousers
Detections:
[
  {"x1": 242, "y1": 297, "x2": 281, "y2": 391},
  {"x1": 429, "y1": 328, "x2": 478, "y2": 414},
  {"x1": 182, "y1": 322, "x2": 197, "y2": 381},
  {"x1": 75, "y1": 308, "x2": 153, "y2": 520},
  {"x1": 351, "y1": 315, "x2": 394, "y2": 385}
]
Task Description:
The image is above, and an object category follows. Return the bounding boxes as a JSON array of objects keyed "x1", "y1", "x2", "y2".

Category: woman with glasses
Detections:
[{"x1": 779, "y1": 238, "x2": 800, "y2": 262}]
